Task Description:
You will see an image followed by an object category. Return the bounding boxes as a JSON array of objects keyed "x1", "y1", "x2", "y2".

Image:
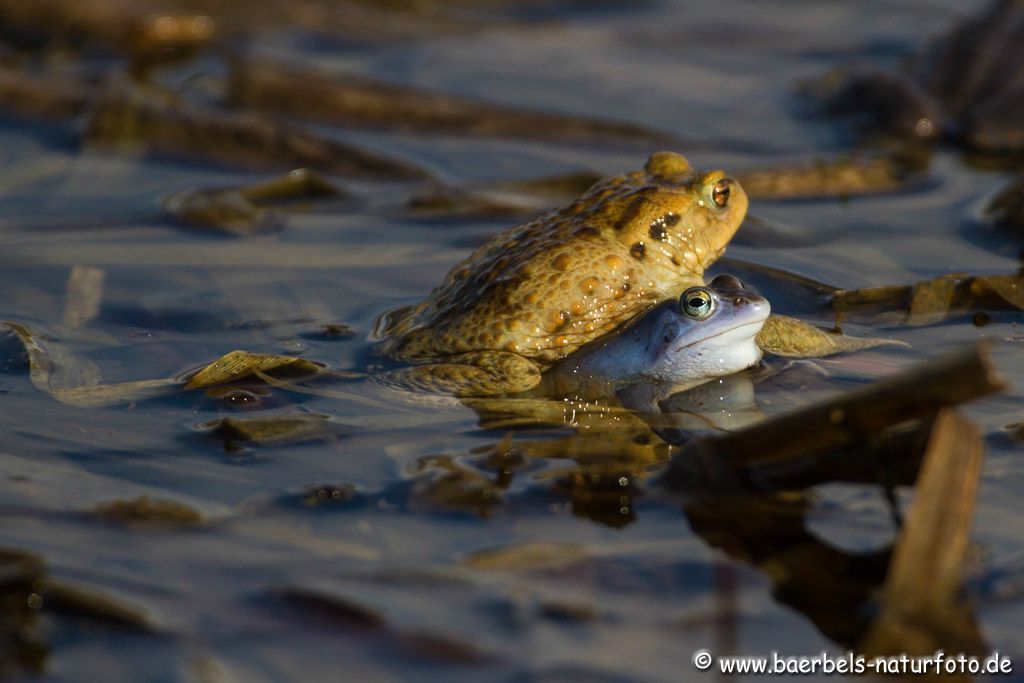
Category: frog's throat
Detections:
[{"x1": 669, "y1": 319, "x2": 766, "y2": 354}]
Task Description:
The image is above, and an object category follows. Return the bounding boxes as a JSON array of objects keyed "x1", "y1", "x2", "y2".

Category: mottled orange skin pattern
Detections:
[{"x1": 378, "y1": 151, "x2": 748, "y2": 394}]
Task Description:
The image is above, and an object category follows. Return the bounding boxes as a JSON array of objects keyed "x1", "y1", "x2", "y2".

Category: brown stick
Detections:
[
  {"x1": 83, "y1": 90, "x2": 432, "y2": 180},
  {"x1": 228, "y1": 56, "x2": 674, "y2": 145},
  {"x1": 662, "y1": 343, "x2": 1005, "y2": 492},
  {"x1": 832, "y1": 273, "x2": 1024, "y2": 324},
  {"x1": 0, "y1": 65, "x2": 92, "y2": 121},
  {"x1": 859, "y1": 408, "x2": 988, "y2": 662}
]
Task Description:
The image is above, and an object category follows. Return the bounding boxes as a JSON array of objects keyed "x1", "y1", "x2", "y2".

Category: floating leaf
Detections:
[
  {"x1": 462, "y1": 542, "x2": 591, "y2": 572},
  {"x1": 1, "y1": 320, "x2": 101, "y2": 392},
  {"x1": 39, "y1": 580, "x2": 158, "y2": 633},
  {"x1": 84, "y1": 87, "x2": 431, "y2": 180},
  {"x1": 201, "y1": 413, "x2": 339, "y2": 445},
  {"x1": 300, "y1": 323, "x2": 358, "y2": 341},
  {"x1": 4, "y1": 318, "x2": 182, "y2": 406},
  {"x1": 756, "y1": 314, "x2": 907, "y2": 358},
  {"x1": 832, "y1": 272, "x2": 1024, "y2": 324},
  {"x1": 271, "y1": 585, "x2": 386, "y2": 630},
  {"x1": 972, "y1": 274, "x2": 1024, "y2": 309},
  {"x1": 736, "y1": 152, "x2": 928, "y2": 200},
  {"x1": 184, "y1": 350, "x2": 323, "y2": 389},
  {"x1": 163, "y1": 187, "x2": 283, "y2": 236},
  {"x1": 229, "y1": 56, "x2": 673, "y2": 145},
  {"x1": 407, "y1": 456, "x2": 503, "y2": 516},
  {"x1": 239, "y1": 168, "x2": 341, "y2": 203},
  {"x1": 163, "y1": 169, "x2": 343, "y2": 236},
  {"x1": 407, "y1": 185, "x2": 535, "y2": 218},
  {"x1": 907, "y1": 274, "x2": 959, "y2": 326},
  {"x1": 50, "y1": 378, "x2": 183, "y2": 408},
  {"x1": 92, "y1": 496, "x2": 204, "y2": 527}
]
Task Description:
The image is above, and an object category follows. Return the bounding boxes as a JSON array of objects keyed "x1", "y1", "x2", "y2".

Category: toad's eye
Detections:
[
  {"x1": 710, "y1": 178, "x2": 731, "y2": 208},
  {"x1": 680, "y1": 287, "x2": 714, "y2": 320}
]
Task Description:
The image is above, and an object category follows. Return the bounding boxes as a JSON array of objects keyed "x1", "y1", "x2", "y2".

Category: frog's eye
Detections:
[
  {"x1": 711, "y1": 178, "x2": 731, "y2": 208},
  {"x1": 680, "y1": 287, "x2": 714, "y2": 320}
]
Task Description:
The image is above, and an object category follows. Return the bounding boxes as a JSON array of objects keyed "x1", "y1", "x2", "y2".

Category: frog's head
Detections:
[
  {"x1": 635, "y1": 273, "x2": 768, "y2": 383},
  {"x1": 592, "y1": 151, "x2": 748, "y2": 279}
]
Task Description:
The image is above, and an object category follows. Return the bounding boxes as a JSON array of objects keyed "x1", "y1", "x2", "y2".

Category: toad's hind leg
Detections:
[{"x1": 373, "y1": 351, "x2": 542, "y2": 396}]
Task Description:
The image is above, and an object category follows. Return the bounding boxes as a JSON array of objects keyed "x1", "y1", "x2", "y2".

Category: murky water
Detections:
[{"x1": 1, "y1": 0, "x2": 1023, "y2": 681}]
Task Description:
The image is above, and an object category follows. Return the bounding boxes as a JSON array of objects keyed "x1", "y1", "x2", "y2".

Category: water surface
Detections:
[{"x1": 1, "y1": 1, "x2": 1022, "y2": 681}]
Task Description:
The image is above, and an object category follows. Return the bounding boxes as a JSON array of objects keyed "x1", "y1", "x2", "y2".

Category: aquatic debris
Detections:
[
  {"x1": 0, "y1": 64, "x2": 432, "y2": 178},
  {"x1": 462, "y1": 542, "x2": 592, "y2": 572},
  {"x1": 84, "y1": 88, "x2": 432, "y2": 180},
  {"x1": 0, "y1": 319, "x2": 125, "y2": 407},
  {"x1": 798, "y1": 0, "x2": 1024, "y2": 156},
  {"x1": 201, "y1": 414, "x2": 341, "y2": 447},
  {"x1": 860, "y1": 409, "x2": 988, "y2": 657},
  {"x1": 684, "y1": 494, "x2": 890, "y2": 646},
  {"x1": 0, "y1": 548, "x2": 47, "y2": 678},
  {"x1": 406, "y1": 171, "x2": 604, "y2": 219},
  {"x1": 831, "y1": 272, "x2": 1024, "y2": 325},
  {"x1": 985, "y1": 175, "x2": 1024, "y2": 231},
  {"x1": 537, "y1": 598, "x2": 598, "y2": 624},
  {"x1": 9, "y1": 316, "x2": 119, "y2": 400},
  {"x1": 272, "y1": 586, "x2": 386, "y2": 630},
  {"x1": 0, "y1": 548, "x2": 163, "y2": 676},
  {"x1": 0, "y1": 0, "x2": 216, "y2": 64},
  {"x1": 407, "y1": 456, "x2": 505, "y2": 516},
  {"x1": 1, "y1": 321, "x2": 329, "y2": 407},
  {"x1": 0, "y1": 0, "x2": 477, "y2": 51},
  {"x1": 62, "y1": 265, "x2": 105, "y2": 329},
  {"x1": 661, "y1": 343, "x2": 1004, "y2": 492},
  {"x1": 406, "y1": 185, "x2": 540, "y2": 219},
  {"x1": 270, "y1": 585, "x2": 494, "y2": 663},
  {"x1": 0, "y1": 64, "x2": 92, "y2": 121},
  {"x1": 92, "y1": 496, "x2": 204, "y2": 527},
  {"x1": 548, "y1": 462, "x2": 644, "y2": 528},
  {"x1": 163, "y1": 168, "x2": 342, "y2": 236},
  {"x1": 735, "y1": 152, "x2": 930, "y2": 200},
  {"x1": 163, "y1": 188, "x2": 283, "y2": 236},
  {"x1": 229, "y1": 56, "x2": 674, "y2": 145},
  {"x1": 756, "y1": 313, "x2": 907, "y2": 358},
  {"x1": 184, "y1": 351, "x2": 323, "y2": 389},
  {"x1": 36, "y1": 581, "x2": 159, "y2": 633},
  {"x1": 302, "y1": 324, "x2": 358, "y2": 341}
]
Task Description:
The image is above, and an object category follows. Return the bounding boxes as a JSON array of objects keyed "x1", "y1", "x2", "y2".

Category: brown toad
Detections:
[{"x1": 375, "y1": 151, "x2": 748, "y2": 396}]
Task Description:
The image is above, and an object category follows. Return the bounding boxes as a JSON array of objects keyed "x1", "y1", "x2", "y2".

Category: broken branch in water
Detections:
[
  {"x1": 661, "y1": 342, "x2": 1004, "y2": 493},
  {"x1": 84, "y1": 88, "x2": 432, "y2": 180},
  {"x1": 858, "y1": 408, "x2": 988, "y2": 659},
  {"x1": 0, "y1": 65, "x2": 430, "y2": 180},
  {"x1": 163, "y1": 168, "x2": 344, "y2": 236},
  {"x1": 228, "y1": 56, "x2": 675, "y2": 145},
  {"x1": 734, "y1": 151, "x2": 931, "y2": 200},
  {"x1": 831, "y1": 272, "x2": 1024, "y2": 326},
  {"x1": 0, "y1": 65, "x2": 92, "y2": 121}
]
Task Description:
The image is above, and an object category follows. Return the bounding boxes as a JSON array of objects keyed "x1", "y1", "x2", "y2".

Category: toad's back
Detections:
[{"x1": 379, "y1": 152, "x2": 748, "y2": 367}]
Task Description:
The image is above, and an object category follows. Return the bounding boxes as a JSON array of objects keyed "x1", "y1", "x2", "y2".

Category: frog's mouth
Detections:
[{"x1": 670, "y1": 319, "x2": 766, "y2": 354}]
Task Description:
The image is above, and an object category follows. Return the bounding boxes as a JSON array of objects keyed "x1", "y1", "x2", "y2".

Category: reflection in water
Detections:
[{"x1": 685, "y1": 493, "x2": 891, "y2": 648}]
